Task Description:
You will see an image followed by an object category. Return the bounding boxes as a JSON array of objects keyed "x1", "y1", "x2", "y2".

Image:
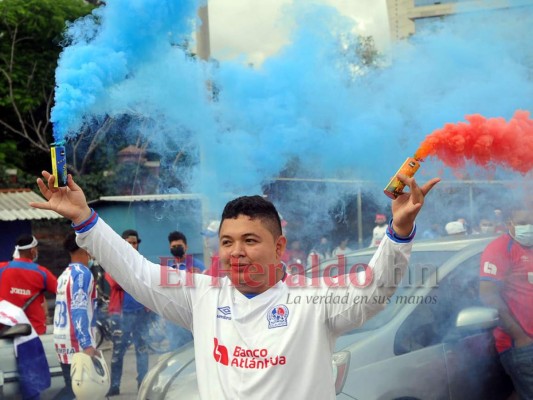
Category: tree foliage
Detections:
[{"x1": 0, "y1": 0, "x2": 93, "y2": 158}]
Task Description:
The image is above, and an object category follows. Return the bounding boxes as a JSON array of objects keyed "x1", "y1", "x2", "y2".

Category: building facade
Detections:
[{"x1": 387, "y1": 0, "x2": 533, "y2": 41}]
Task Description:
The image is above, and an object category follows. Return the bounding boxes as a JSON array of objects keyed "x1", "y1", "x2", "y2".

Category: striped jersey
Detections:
[{"x1": 53, "y1": 263, "x2": 97, "y2": 364}]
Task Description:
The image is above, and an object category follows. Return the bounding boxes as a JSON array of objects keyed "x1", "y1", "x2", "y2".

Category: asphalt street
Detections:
[{"x1": 100, "y1": 340, "x2": 162, "y2": 400}]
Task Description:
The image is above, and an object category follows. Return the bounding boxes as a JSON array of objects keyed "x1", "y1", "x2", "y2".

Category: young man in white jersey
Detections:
[
  {"x1": 33, "y1": 171, "x2": 439, "y2": 400},
  {"x1": 53, "y1": 232, "x2": 98, "y2": 400}
]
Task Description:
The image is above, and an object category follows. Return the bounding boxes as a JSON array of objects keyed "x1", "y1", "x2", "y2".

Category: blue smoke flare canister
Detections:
[{"x1": 50, "y1": 141, "x2": 67, "y2": 187}]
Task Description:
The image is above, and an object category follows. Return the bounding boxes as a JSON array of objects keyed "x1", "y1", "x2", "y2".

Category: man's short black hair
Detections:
[
  {"x1": 63, "y1": 232, "x2": 80, "y2": 253},
  {"x1": 221, "y1": 195, "x2": 282, "y2": 238},
  {"x1": 168, "y1": 231, "x2": 187, "y2": 244},
  {"x1": 16, "y1": 234, "x2": 35, "y2": 247},
  {"x1": 122, "y1": 229, "x2": 141, "y2": 243}
]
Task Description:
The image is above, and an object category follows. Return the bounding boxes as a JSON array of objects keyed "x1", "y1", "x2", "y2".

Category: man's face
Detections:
[
  {"x1": 219, "y1": 215, "x2": 286, "y2": 294},
  {"x1": 125, "y1": 235, "x2": 139, "y2": 250},
  {"x1": 510, "y1": 209, "x2": 533, "y2": 236}
]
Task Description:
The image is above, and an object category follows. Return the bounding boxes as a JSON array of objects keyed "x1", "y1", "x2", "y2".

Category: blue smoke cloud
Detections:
[{"x1": 51, "y1": 0, "x2": 533, "y2": 233}]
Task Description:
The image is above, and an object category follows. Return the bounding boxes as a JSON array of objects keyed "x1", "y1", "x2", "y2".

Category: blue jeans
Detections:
[
  {"x1": 500, "y1": 342, "x2": 533, "y2": 400},
  {"x1": 110, "y1": 310, "x2": 149, "y2": 389}
]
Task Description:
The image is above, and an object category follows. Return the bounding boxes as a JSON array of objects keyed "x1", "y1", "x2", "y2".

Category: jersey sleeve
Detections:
[
  {"x1": 76, "y1": 218, "x2": 195, "y2": 330},
  {"x1": 43, "y1": 268, "x2": 58, "y2": 294},
  {"x1": 324, "y1": 233, "x2": 412, "y2": 336},
  {"x1": 70, "y1": 266, "x2": 94, "y2": 349},
  {"x1": 480, "y1": 237, "x2": 509, "y2": 282}
]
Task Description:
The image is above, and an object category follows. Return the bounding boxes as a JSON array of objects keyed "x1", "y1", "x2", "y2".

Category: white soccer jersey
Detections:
[
  {"x1": 53, "y1": 263, "x2": 97, "y2": 364},
  {"x1": 78, "y1": 218, "x2": 412, "y2": 399}
]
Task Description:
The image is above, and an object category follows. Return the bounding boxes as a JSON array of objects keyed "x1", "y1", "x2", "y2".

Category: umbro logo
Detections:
[{"x1": 217, "y1": 306, "x2": 231, "y2": 320}]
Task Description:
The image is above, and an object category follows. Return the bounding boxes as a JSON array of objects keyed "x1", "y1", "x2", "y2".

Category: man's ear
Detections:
[{"x1": 276, "y1": 236, "x2": 287, "y2": 258}]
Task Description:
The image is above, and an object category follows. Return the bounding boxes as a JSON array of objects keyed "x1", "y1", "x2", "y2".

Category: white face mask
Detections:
[{"x1": 513, "y1": 224, "x2": 533, "y2": 247}]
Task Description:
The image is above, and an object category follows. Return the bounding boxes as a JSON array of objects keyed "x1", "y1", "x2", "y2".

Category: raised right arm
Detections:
[{"x1": 31, "y1": 171, "x2": 195, "y2": 329}]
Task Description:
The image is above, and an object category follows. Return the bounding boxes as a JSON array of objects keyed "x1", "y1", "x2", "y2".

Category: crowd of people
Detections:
[
  {"x1": 0, "y1": 171, "x2": 531, "y2": 399},
  {"x1": 0, "y1": 226, "x2": 206, "y2": 399},
  {"x1": 421, "y1": 208, "x2": 508, "y2": 240}
]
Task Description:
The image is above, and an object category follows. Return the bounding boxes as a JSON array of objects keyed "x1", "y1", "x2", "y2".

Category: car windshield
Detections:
[{"x1": 333, "y1": 250, "x2": 455, "y2": 334}]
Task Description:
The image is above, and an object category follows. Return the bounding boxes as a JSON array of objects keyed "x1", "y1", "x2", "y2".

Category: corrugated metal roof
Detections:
[
  {"x1": 0, "y1": 189, "x2": 63, "y2": 221},
  {"x1": 90, "y1": 193, "x2": 204, "y2": 203}
]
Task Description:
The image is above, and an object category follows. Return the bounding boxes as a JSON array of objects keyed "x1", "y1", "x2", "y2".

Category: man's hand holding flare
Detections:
[
  {"x1": 391, "y1": 174, "x2": 440, "y2": 237},
  {"x1": 30, "y1": 171, "x2": 92, "y2": 225}
]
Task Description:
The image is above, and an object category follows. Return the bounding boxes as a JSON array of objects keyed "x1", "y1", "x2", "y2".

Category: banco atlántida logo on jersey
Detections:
[{"x1": 213, "y1": 338, "x2": 286, "y2": 369}]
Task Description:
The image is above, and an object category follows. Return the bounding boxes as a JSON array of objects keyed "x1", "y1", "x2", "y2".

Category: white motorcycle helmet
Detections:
[{"x1": 71, "y1": 352, "x2": 110, "y2": 400}]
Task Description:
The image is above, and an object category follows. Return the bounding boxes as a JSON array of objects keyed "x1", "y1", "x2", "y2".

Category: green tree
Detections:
[{"x1": 0, "y1": 0, "x2": 93, "y2": 161}]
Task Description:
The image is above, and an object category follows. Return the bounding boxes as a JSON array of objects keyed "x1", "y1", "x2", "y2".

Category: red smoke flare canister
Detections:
[{"x1": 383, "y1": 157, "x2": 421, "y2": 199}]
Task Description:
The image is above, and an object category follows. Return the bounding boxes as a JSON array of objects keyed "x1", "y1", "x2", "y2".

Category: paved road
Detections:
[{"x1": 100, "y1": 340, "x2": 163, "y2": 399}]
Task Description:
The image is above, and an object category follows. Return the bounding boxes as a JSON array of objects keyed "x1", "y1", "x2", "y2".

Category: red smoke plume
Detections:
[{"x1": 414, "y1": 110, "x2": 533, "y2": 174}]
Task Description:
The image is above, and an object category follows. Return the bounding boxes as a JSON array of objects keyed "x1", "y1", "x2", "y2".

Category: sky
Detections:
[{"x1": 209, "y1": 0, "x2": 389, "y2": 65}]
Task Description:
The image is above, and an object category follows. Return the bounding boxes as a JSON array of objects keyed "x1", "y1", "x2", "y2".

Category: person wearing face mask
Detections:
[
  {"x1": 0, "y1": 234, "x2": 57, "y2": 334},
  {"x1": 53, "y1": 232, "x2": 99, "y2": 400},
  {"x1": 480, "y1": 202, "x2": 533, "y2": 400},
  {"x1": 105, "y1": 229, "x2": 149, "y2": 396},
  {"x1": 168, "y1": 231, "x2": 205, "y2": 273}
]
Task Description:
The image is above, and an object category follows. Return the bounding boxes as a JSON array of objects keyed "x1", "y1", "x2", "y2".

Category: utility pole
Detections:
[
  {"x1": 196, "y1": 4, "x2": 211, "y2": 60},
  {"x1": 196, "y1": 3, "x2": 212, "y2": 267}
]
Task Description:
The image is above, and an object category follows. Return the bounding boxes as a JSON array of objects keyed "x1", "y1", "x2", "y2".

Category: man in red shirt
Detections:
[
  {"x1": 0, "y1": 234, "x2": 57, "y2": 334},
  {"x1": 480, "y1": 201, "x2": 533, "y2": 399}
]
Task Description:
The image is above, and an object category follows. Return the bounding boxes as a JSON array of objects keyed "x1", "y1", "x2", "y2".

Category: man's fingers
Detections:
[
  {"x1": 67, "y1": 174, "x2": 81, "y2": 191},
  {"x1": 41, "y1": 171, "x2": 53, "y2": 188},
  {"x1": 42, "y1": 170, "x2": 58, "y2": 191},
  {"x1": 36, "y1": 178, "x2": 49, "y2": 197},
  {"x1": 420, "y1": 178, "x2": 441, "y2": 196},
  {"x1": 29, "y1": 201, "x2": 50, "y2": 210},
  {"x1": 30, "y1": 176, "x2": 52, "y2": 210}
]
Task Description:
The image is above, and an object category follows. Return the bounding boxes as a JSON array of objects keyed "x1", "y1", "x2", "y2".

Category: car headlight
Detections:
[{"x1": 332, "y1": 350, "x2": 351, "y2": 395}]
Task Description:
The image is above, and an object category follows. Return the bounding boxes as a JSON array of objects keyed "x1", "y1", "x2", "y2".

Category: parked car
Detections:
[
  {"x1": 139, "y1": 235, "x2": 513, "y2": 400},
  {"x1": 0, "y1": 324, "x2": 63, "y2": 399}
]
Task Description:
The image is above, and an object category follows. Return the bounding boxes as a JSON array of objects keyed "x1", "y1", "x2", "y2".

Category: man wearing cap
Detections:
[
  {"x1": 0, "y1": 234, "x2": 57, "y2": 334},
  {"x1": 369, "y1": 214, "x2": 388, "y2": 247},
  {"x1": 445, "y1": 220, "x2": 467, "y2": 236}
]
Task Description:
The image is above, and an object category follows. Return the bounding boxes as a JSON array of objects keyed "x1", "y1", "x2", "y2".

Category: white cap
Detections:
[
  {"x1": 201, "y1": 220, "x2": 220, "y2": 237},
  {"x1": 445, "y1": 221, "x2": 466, "y2": 235}
]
